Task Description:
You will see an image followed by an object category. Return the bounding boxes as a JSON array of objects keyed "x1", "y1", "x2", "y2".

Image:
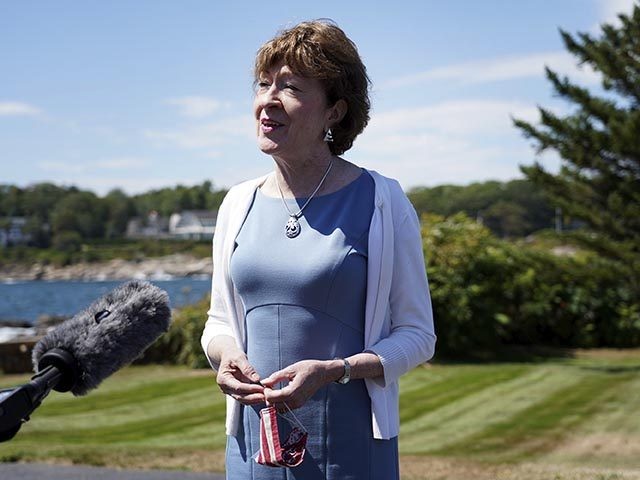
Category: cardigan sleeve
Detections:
[
  {"x1": 200, "y1": 193, "x2": 235, "y2": 372},
  {"x1": 366, "y1": 193, "x2": 436, "y2": 387}
]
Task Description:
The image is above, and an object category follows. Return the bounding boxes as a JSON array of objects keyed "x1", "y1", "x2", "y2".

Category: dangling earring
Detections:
[{"x1": 323, "y1": 128, "x2": 334, "y2": 143}]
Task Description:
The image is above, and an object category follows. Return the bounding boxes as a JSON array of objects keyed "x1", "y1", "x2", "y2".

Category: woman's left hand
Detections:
[{"x1": 261, "y1": 359, "x2": 341, "y2": 410}]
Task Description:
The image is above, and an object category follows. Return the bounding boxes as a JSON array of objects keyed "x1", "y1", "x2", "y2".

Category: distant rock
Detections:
[
  {"x1": 0, "y1": 253, "x2": 212, "y2": 281},
  {"x1": 0, "y1": 319, "x2": 32, "y2": 328}
]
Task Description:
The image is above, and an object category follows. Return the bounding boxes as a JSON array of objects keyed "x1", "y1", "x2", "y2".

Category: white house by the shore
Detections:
[
  {"x1": 126, "y1": 210, "x2": 217, "y2": 241},
  {"x1": 169, "y1": 210, "x2": 217, "y2": 240}
]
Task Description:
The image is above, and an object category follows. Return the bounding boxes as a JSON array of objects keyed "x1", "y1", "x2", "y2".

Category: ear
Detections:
[{"x1": 326, "y1": 99, "x2": 347, "y2": 127}]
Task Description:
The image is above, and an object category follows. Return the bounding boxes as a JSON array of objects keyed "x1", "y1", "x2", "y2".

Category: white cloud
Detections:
[
  {"x1": 38, "y1": 157, "x2": 151, "y2": 174},
  {"x1": 0, "y1": 101, "x2": 41, "y2": 117},
  {"x1": 145, "y1": 114, "x2": 254, "y2": 149},
  {"x1": 382, "y1": 51, "x2": 600, "y2": 90},
  {"x1": 364, "y1": 100, "x2": 539, "y2": 139},
  {"x1": 94, "y1": 157, "x2": 150, "y2": 169},
  {"x1": 356, "y1": 144, "x2": 532, "y2": 190},
  {"x1": 38, "y1": 161, "x2": 88, "y2": 174},
  {"x1": 165, "y1": 96, "x2": 230, "y2": 118},
  {"x1": 596, "y1": 0, "x2": 637, "y2": 28},
  {"x1": 351, "y1": 99, "x2": 558, "y2": 189},
  {"x1": 44, "y1": 175, "x2": 208, "y2": 196}
]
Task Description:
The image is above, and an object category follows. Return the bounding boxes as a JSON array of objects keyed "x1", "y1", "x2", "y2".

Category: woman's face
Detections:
[{"x1": 253, "y1": 63, "x2": 334, "y2": 160}]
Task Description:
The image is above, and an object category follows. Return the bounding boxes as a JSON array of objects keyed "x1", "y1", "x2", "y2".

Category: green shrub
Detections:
[
  {"x1": 146, "y1": 294, "x2": 211, "y2": 369},
  {"x1": 422, "y1": 213, "x2": 640, "y2": 357},
  {"x1": 52, "y1": 231, "x2": 82, "y2": 253}
]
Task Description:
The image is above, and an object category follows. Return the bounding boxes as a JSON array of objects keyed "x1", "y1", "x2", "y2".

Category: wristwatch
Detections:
[{"x1": 333, "y1": 357, "x2": 351, "y2": 384}]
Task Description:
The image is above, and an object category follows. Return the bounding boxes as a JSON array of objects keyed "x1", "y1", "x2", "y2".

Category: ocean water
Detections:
[{"x1": 0, "y1": 277, "x2": 211, "y2": 325}]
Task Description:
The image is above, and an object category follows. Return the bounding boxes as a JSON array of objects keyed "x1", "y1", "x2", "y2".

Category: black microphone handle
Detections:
[
  {"x1": 0, "y1": 348, "x2": 78, "y2": 443},
  {"x1": 0, "y1": 385, "x2": 28, "y2": 442},
  {"x1": 28, "y1": 364, "x2": 65, "y2": 403},
  {"x1": 0, "y1": 366, "x2": 60, "y2": 443}
]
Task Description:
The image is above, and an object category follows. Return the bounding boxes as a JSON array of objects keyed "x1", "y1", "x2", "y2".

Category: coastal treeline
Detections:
[
  {"x1": 408, "y1": 179, "x2": 555, "y2": 238},
  {"x1": 0, "y1": 176, "x2": 563, "y2": 272},
  {"x1": 0, "y1": 181, "x2": 227, "y2": 250},
  {"x1": 0, "y1": 177, "x2": 556, "y2": 246}
]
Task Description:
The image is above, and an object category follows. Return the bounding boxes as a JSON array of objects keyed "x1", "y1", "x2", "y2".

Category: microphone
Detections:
[{"x1": 0, "y1": 280, "x2": 172, "y2": 442}]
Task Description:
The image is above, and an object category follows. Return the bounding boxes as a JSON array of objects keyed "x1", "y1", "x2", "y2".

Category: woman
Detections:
[{"x1": 201, "y1": 20, "x2": 436, "y2": 480}]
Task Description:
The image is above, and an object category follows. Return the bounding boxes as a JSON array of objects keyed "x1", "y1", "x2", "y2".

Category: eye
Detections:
[
  {"x1": 94, "y1": 309, "x2": 111, "y2": 324},
  {"x1": 256, "y1": 81, "x2": 270, "y2": 90},
  {"x1": 284, "y1": 83, "x2": 299, "y2": 91}
]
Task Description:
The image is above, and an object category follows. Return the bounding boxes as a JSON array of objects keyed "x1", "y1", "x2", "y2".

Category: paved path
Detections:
[{"x1": 0, "y1": 463, "x2": 225, "y2": 479}]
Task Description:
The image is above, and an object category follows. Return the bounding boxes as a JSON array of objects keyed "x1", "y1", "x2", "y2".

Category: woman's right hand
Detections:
[{"x1": 217, "y1": 351, "x2": 265, "y2": 405}]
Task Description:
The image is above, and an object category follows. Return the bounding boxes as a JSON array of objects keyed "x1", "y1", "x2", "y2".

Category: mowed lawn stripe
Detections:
[
  {"x1": 38, "y1": 375, "x2": 218, "y2": 416},
  {"x1": 2, "y1": 356, "x2": 639, "y2": 473},
  {"x1": 135, "y1": 421, "x2": 228, "y2": 449},
  {"x1": 538, "y1": 373, "x2": 640, "y2": 470},
  {"x1": 438, "y1": 368, "x2": 635, "y2": 462},
  {"x1": 13, "y1": 403, "x2": 225, "y2": 445},
  {"x1": 25, "y1": 386, "x2": 223, "y2": 431},
  {"x1": 399, "y1": 366, "x2": 584, "y2": 454},
  {"x1": 3, "y1": 366, "x2": 227, "y2": 453},
  {"x1": 400, "y1": 364, "x2": 530, "y2": 423},
  {"x1": 572, "y1": 371, "x2": 640, "y2": 434}
]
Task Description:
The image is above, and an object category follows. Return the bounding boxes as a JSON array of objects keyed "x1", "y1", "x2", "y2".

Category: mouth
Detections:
[{"x1": 260, "y1": 118, "x2": 285, "y2": 133}]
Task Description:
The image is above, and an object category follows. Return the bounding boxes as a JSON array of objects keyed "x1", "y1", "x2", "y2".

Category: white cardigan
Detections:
[{"x1": 201, "y1": 169, "x2": 436, "y2": 440}]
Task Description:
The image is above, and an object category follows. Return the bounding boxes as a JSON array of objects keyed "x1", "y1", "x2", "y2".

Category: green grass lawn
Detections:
[{"x1": 1, "y1": 350, "x2": 639, "y2": 480}]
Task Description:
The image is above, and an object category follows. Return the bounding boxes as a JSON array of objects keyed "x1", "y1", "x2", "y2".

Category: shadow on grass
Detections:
[
  {"x1": 578, "y1": 364, "x2": 640, "y2": 373},
  {"x1": 433, "y1": 344, "x2": 575, "y2": 365}
]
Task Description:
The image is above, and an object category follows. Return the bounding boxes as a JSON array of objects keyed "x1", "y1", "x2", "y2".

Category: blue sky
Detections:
[{"x1": 1, "y1": 0, "x2": 637, "y2": 195}]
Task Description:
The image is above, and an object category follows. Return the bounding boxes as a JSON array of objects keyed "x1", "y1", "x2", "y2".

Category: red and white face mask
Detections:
[{"x1": 255, "y1": 405, "x2": 308, "y2": 468}]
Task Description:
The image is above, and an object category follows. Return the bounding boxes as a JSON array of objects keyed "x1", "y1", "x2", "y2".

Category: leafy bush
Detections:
[
  {"x1": 423, "y1": 213, "x2": 640, "y2": 357},
  {"x1": 52, "y1": 231, "x2": 82, "y2": 253},
  {"x1": 145, "y1": 294, "x2": 211, "y2": 369}
]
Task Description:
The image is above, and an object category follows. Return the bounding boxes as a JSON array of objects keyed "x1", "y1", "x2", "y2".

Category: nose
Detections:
[{"x1": 256, "y1": 83, "x2": 282, "y2": 109}]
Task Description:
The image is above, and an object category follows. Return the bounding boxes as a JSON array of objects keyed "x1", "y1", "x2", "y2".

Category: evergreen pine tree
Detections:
[{"x1": 514, "y1": 5, "x2": 640, "y2": 256}]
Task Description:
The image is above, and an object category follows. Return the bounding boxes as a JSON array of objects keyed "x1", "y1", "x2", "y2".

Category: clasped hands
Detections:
[{"x1": 216, "y1": 352, "x2": 342, "y2": 410}]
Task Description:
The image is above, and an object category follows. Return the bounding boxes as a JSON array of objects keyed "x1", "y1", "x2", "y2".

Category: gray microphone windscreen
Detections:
[{"x1": 32, "y1": 280, "x2": 172, "y2": 396}]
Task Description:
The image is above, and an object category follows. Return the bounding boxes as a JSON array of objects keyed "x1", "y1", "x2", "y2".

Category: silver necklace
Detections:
[{"x1": 275, "y1": 160, "x2": 334, "y2": 238}]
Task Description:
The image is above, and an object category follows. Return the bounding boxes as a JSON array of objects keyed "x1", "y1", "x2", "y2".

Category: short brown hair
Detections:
[{"x1": 254, "y1": 20, "x2": 371, "y2": 155}]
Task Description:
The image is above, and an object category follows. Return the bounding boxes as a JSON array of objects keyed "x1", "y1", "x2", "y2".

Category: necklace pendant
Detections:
[{"x1": 285, "y1": 216, "x2": 301, "y2": 238}]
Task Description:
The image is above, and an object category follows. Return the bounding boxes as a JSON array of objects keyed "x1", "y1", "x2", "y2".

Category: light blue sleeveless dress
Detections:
[{"x1": 225, "y1": 170, "x2": 399, "y2": 480}]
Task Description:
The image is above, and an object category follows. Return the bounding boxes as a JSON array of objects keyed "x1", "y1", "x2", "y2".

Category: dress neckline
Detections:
[{"x1": 258, "y1": 169, "x2": 366, "y2": 201}]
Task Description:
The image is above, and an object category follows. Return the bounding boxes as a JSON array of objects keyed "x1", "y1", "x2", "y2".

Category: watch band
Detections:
[{"x1": 333, "y1": 357, "x2": 351, "y2": 384}]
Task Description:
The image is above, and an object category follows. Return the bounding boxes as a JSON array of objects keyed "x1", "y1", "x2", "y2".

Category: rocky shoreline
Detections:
[
  {"x1": 0, "y1": 253, "x2": 212, "y2": 282},
  {"x1": 0, "y1": 255, "x2": 213, "y2": 372}
]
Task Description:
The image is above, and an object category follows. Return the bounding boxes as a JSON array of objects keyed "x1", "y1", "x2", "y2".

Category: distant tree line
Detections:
[
  {"x1": 0, "y1": 181, "x2": 227, "y2": 250},
  {"x1": 1, "y1": 176, "x2": 560, "y2": 252},
  {"x1": 407, "y1": 179, "x2": 556, "y2": 238}
]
